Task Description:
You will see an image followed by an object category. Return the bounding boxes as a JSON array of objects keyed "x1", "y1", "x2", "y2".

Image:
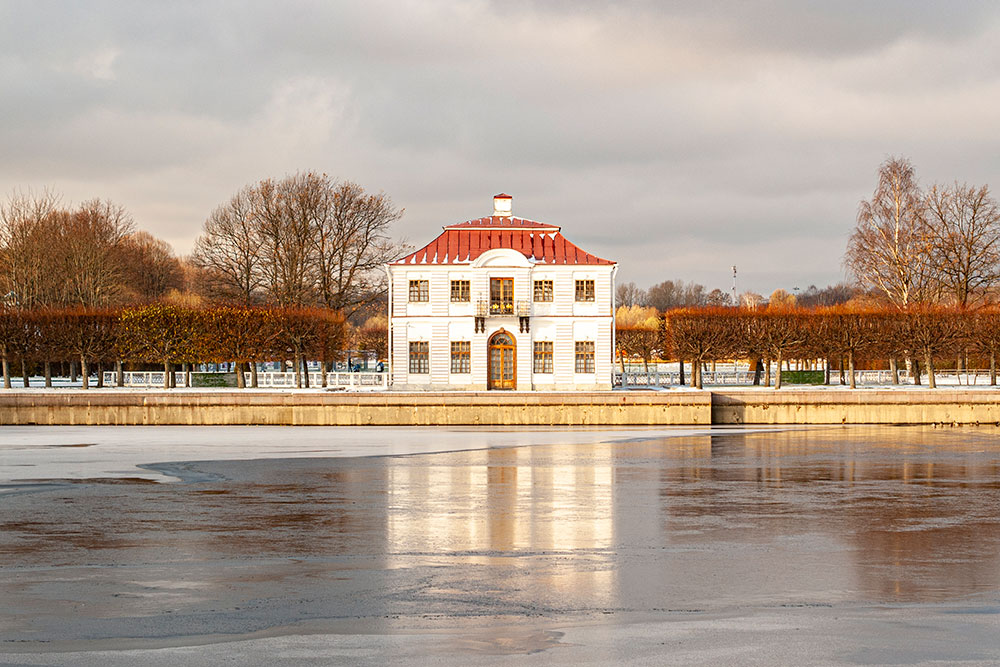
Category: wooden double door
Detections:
[{"x1": 488, "y1": 330, "x2": 516, "y2": 390}]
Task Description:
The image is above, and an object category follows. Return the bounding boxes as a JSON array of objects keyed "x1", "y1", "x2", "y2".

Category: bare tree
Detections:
[
  {"x1": 705, "y1": 288, "x2": 732, "y2": 307},
  {"x1": 194, "y1": 173, "x2": 404, "y2": 311},
  {"x1": 925, "y1": 182, "x2": 1000, "y2": 307},
  {"x1": 254, "y1": 177, "x2": 317, "y2": 307},
  {"x1": 615, "y1": 281, "x2": 647, "y2": 307},
  {"x1": 59, "y1": 199, "x2": 135, "y2": 307},
  {"x1": 647, "y1": 279, "x2": 707, "y2": 311},
  {"x1": 120, "y1": 231, "x2": 184, "y2": 303},
  {"x1": 314, "y1": 180, "x2": 403, "y2": 313},
  {"x1": 0, "y1": 189, "x2": 63, "y2": 308},
  {"x1": 191, "y1": 186, "x2": 264, "y2": 305},
  {"x1": 846, "y1": 156, "x2": 935, "y2": 307}
]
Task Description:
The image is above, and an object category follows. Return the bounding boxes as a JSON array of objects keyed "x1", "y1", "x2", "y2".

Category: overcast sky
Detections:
[{"x1": 2, "y1": 1, "x2": 1000, "y2": 295}]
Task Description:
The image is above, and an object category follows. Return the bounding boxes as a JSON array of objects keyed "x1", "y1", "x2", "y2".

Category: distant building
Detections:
[{"x1": 386, "y1": 194, "x2": 617, "y2": 390}]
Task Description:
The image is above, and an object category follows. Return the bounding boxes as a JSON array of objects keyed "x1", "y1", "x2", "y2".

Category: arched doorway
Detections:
[{"x1": 488, "y1": 330, "x2": 516, "y2": 390}]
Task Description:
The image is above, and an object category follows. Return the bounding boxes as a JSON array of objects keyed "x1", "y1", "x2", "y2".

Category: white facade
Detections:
[{"x1": 386, "y1": 196, "x2": 617, "y2": 391}]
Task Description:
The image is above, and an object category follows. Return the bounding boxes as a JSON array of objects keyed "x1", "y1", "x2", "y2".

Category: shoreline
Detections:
[{"x1": 0, "y1": 389, "x2": 999, "y2": 425}]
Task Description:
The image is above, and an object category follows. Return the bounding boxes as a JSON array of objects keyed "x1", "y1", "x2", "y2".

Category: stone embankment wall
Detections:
[
  {"x1": 1, "y1": 390, "x2": 999, "y2": 426},
  {"x1": 711, "y1": 390, "x2": 1000, "y2": 425},
  {"x1": 0, "y1": 391, "x2": 711, "y2": 426}
]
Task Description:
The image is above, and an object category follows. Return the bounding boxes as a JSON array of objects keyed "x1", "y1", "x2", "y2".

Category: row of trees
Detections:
[
  {"x1": 0, "y1": 174, "x2": 405, "y2": 327},
  {"x1": 191, "y1": 172, "x2": 404, "y2": 312},
  {"x1": 616, "y1": 307, "x2": 1000, "y2": 390},
  {"x1": 616, "y1": 278, "x2": 860, "y2": 312},
  {"x1": 0, "y1": 305, "x2": 361, "y2": 390},
  {"x1": 0, "y1": 192, "x2": 184, "y2": 308},
  {"x1": 846, "y1": 156, "x2": 1000, "y2": 308}
]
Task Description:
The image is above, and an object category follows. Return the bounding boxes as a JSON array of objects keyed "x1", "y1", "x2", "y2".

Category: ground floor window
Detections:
[
  {"x1": 409, "y1": 341, "x2": 429, "y2": 374},
  {"x1": 451, "y1": 341, "x2": 471, "y2": 373},
  {"x1": 533, "y1": 341, "x2": 553, "y2": 373},
  {"x1": 575, "y1": 341, "x2": 595, "y2": 373}
]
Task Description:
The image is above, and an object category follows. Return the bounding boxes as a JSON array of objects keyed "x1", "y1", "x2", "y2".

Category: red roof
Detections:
[{"x1": 393, "y1": 218, "x2": 614, "y2": 266}]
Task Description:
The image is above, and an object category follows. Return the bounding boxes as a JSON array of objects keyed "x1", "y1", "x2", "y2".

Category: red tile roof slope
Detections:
[{"x1": 393, "y1": 225, "x2": 614, "y2": 266}]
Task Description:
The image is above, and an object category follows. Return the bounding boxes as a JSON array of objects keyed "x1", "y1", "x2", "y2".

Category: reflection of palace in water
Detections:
[
  {"x1": 384, "y1": 428, "x2": 1000, "y2": 606},
  {"x1": 385, "y1": 444, "x2": 617, "y2": 605}
]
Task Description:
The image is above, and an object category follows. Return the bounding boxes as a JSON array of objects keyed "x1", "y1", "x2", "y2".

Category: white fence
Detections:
[
  {"x1": 104, "y1": 371, "x2": 189, "y2": 387},
  {"x1": 103, "y1": 370, "x2": 388, "y2": 389},
  {"x1": 614, "y1": 368, "x2": 995, "y2": 387},
  {"x1": 248, "y1": 371, "x2": 388, "y2": 389}
]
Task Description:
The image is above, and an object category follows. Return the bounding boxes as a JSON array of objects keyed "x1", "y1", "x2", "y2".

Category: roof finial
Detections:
[{"x1": 493, "y1": 193, "x2": 512, "y2": 217}]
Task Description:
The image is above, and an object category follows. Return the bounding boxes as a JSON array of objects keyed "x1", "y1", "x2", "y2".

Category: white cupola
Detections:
[{"x1": 493, "y1": 193, "x2": 512, "y2": 217}]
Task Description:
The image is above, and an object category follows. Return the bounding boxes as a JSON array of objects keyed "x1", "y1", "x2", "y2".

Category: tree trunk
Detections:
[
  {"x1": 839, "y1": 356, "x2": 845, "y2": 385},
  {"x1": 957, "y1": 353, "x2": 964, "y2": 386},
  {"x1": 752, "y1": 358, "x2": 762, "y2": 386},
  {"x1": 251, "y1": 361, "x2": 259, "y2": 388},
  {"x1": 824, "y1": 358, "x2": 830, "y2": 385},
  {"x1": 236, "y1": 361, "x2": 246, "y2": 388},
  {"x1": 44, "y1": 361, "x2": 52, "y2": 388},
  {"x1": 693, "y1": 357, "x2": 701, "y2": 389},
  {"x1": 22, "y1": 360, "x2": 29, "y2": 388},
  {"x1": 926, "y1": 352, "x2": 936, "y2": 389},
  {"x1": 321, "y1": 360, "x2": 329, "y2": 388},
  {"x1": 992, "y1": 351, "x2": 997, "y2": 386},
  {"x1": 96, "y1": 362, "x2": 104, "y2": 388},
  {"x1": 116, "y1": 360, "x2": 124, "y2": 387},
  {"x1": 2, "y1": 352, "x2": 10, "y2": 389},
  {"x1": 302, "y1": 356, "x2": 310, "y2": 388},
  {"x1": 164, "y1": 361, "x2": 171, "y2": 389},
  {"x1": 848, "y1": 350, "x2": 856, "y2": 389},
  {"x1": 889, "y1": 358, "x2": 899, "y2": 385},
  {"x1": 911, "y1": 356, "x2": 922, "y2": 385},
  {"x1": 774, "y1": 351, "x2": 783, "y2": 389},
  {"x1": 764, "y1": 357, "x2": 771, "y2": 387},
  {"x1": 70, "y1": 360, "x2": 77, "y2": 383},
  {"x1": 678, "y1": 359, "x2": 685, "y2": 386},
  {"x1": 81, "y1": 357, "x2": 89, "y2": 390}
]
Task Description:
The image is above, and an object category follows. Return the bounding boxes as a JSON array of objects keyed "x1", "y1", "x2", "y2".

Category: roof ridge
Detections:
[{"x1": 391, "y1": 227, "x2": 614, "y2": 266}]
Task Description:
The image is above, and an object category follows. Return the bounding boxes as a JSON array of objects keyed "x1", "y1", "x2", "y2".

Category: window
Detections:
[
  {"x1": 409, "y1": 280, "x2": 429, "y2": 302},
  {"x1": 409, "y1": 341, "x2": 429, "y2": 374},
  {"x1": 450, "y1": 280, "x2": 470, "y2": 302},
  {"x1": 533, "y1": 280, "x2": 553, "y2": 302},
  {"x1": 575, "y1": 279, "x2": 595, "y2": 302},
  {"x1": 451, "y1": 341, "x2": 470, "y2": 374},
  {"x1": 533, "y1": 341, "x2": 553, "y2": 374},
  {"x1": 575, "y1": 341, "x2": 595, "y2": 373},
  {"x1": 490, "y1": 277, "x2": 514, "y2": 314}
]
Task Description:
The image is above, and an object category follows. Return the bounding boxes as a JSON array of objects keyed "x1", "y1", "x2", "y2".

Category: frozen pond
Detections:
[{"x1": 2, "y1": 425, "x2": 1000, "y2": 665}]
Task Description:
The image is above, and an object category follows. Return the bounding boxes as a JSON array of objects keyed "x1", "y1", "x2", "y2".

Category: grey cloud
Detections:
[{"x1": 2, "y1": 1, "x2": 1000, "y2": 295}]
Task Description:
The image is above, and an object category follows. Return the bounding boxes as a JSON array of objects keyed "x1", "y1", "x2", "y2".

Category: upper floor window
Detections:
[
  {"x1": 409, "y1": 280, "x2": 429, "y2": 302},
  {"x1": 533, "y1": 280, "x2": 553, "y2": 302},
  {"x1": 409, "y1": 341, "x2": 429, "y2": 374},
  {"x1": 451, "y1": 341, "x2": 471, "y2": 373},
  {"x1": 450, "y1": 280, "x2": 470, "y2": 302},
  {"x1": 575, "y1": 341, "x2": 595, "y2": 373},
  {"x1": 490, "y1": 277, "x2": 514, "y2": 314},
  {"x1": 575, "y1": 279, "x2": 595, "y2": 302}
]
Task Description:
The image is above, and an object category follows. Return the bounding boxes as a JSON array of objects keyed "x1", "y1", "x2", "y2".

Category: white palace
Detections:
[{"x1": 386, "y1": 194, "x2": 617, "y2": 390}]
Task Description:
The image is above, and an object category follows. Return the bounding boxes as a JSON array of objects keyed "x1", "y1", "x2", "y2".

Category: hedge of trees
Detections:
[
  {"x1": 0, "y1": 305, "x2": 346, "y2": 389},
  {"x1": 616, "y1": 306, "x2": 1000, "y2": 389}
]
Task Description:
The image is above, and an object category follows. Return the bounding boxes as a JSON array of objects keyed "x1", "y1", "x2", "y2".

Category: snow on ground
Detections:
[{"x1": 0, "y1": 425, "x2": 782, "y2": 485}]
